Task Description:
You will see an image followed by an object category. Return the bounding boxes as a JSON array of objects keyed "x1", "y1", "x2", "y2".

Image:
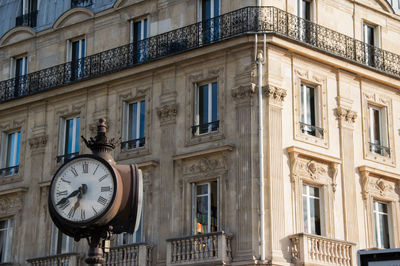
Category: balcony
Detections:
[
  {"x1": 56, "y1": 152, "x2": 79, "y2": 164},
  {"x1": 27, "y1": 252, "x2": 81, "y2": 266},
  {"x1": 15, "y1": 10, "x2": 38, "y2": 27},
  {"x1": 104, "y1": 243, "x2": 152, "y2": 266},
  {"x1": 166, "y1": 231, "x2": 233, "y2": 266},
  {"x1": 289, "y1": 233, "x2": 355, "y2": 266},
  {"x1": 2, "y1": 6, "x2": 400, "y2": 103}
]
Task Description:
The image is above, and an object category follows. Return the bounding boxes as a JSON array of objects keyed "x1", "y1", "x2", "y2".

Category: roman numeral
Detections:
[
  {"x1": 59, "y1": 200, "x2": 70, "y2": 210},
  {"x1": 93, "y1": 164, "x2": 99, "y2": 175},
  {"x1": 101, "y1": 186, "x2": 111, "y2": 192},
  {"x1": 81, "y1": 210, "x2": 86, "y2": 220},
  {"x1": 82, "y1": 162, "x2": 88, "y2": 174},
  {"x1": 98, "y1": 174, "x2": 108, "y2": 182},
  {"x1": 97, "y1": 196, "x2": 107, "y2": 206},
  {"x1": 92, "y1": 206, "x2": 98, "y2": 214},
  {"x1": 57, "y1": 190, "x2": 68, "y2": 196},
  {"x1": 60, "y1": 178, "x2": 70, "y2": 184},
  {"x1": 68, "y1": 207, "x2": 76, "y2": 218},
  {"x1": 71, "y1": 167, "x2": 78, "y2": 177}
]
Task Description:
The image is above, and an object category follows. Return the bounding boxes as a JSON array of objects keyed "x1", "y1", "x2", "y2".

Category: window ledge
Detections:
[
  {"x1": 186, "y1": 130, "x2": 225, "y2": 147},
  {"x1": 117, "y1": 146, "x2": 150, "y2": 161}
]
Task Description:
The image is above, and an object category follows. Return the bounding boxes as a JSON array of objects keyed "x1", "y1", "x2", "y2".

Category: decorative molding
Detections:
[
  {"x1": 157, "y1": 103, "x2": 178, "y2": 125},
  {"x1": 358, "y1": 166, "x2": 400, "y2": 200},
  {"x1": 336, "y1": 107, "x2": 357, "y2": 124},
  {"x1": 28, "y1": 135, "x2": 48, "y2": 150},
  {"x1": 231, "y1": 83, "x2": 256, "y2": 100},
  {"x1": 0, "y1": 187, "x2": 27, "y2": 217},
  {"x1": 263, "y1": 85, "x2": 287, "y2": 103},
  {"x1": 173, "y1": 145, "x2": 234, "y2": 161}
]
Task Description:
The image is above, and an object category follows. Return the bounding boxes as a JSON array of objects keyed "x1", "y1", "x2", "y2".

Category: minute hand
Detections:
[{"x1": 56, "y1": 189, "x2": 80, "y2": 206}]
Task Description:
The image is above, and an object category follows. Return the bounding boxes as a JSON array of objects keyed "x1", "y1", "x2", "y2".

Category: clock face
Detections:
[{"x1": 50, "y1": 157, "x2": 115, "y2": 223}]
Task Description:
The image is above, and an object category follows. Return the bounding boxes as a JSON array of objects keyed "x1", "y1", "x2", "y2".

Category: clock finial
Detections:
[{"x1": 81, "y1": 118, "x2": 119, "y2": 164}]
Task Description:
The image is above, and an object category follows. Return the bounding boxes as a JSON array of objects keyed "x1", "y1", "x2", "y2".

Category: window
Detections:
[
  {"x1": 192, "y1": 181, "x2": 218, "y2": 234},
  {"x1": 193, "y1": 82, "x2": 219, "y2": 135},
  {"x1": 368, "y1": 105, "x2": 389, "y2": 157},
  {"x1": 302, "y1": 184, "x2": 321, "y2": 235},
  {"x1": 298, "y1": 0, "x2": 313, "y2": 43},
  {"x1": 300, "y1": 83, "x2": 322, "y2": 137},
  {"x1": 199, "y1": 0, "x2": 220, "y2": 43},
  {"x1": 71, "y1": 0, "x2": 93, "y2": 8},
  {"x1": 13, "y1": 56, "x2": 28, "y2": 98},
  {"x1": 373, "y1": 201, "x2": 390, "y2": 248},
  {"x1": 363, "y1": 23, "x2": 378, "y2": 67},
  {"x1": 0, "y1": 131, "x2": 21, "y2": 176},
  {"x1": 122, "y1": 101, "x2": 146, "y2": 150},
  {"x1": 58, "y1": 117, "x2": 80, "y2": 164},
  {"x1": 68, "y1": 39, "x2": 86, "y2": 80},
  {"x1": 114, "y1": 216, "x2": 142, "y2": 246},
  {"x1": 16, "y1": 0, "x2": 37, "y2": 27},
  {"x1": 0, "y1": 219, "x2": 13, "y2": 263},
  {"x1": 50, "y1": 226, "x2": 73, "y2": 255},
  {"x1": 298, "y1": 0, "x2": 312, "y2": 20},
  {"x1": 130, "y1": 18, "x2": 148, "y2": 62}
]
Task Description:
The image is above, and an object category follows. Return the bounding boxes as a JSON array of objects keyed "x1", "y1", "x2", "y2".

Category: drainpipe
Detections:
[
  {"x1": 257, "y1": 0, "x2": 261, "y2": 6},
  {"x1": 256, "y1": 34, "x2": 266, "y2": 262}
]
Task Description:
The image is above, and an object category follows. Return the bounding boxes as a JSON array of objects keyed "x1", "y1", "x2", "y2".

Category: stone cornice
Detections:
[
  {"x1": 358, "y1": 165, "x2": 400, "y2": 200},
  {"x1": 173, "y1": 144, "x2": 234, "y2": 161}
]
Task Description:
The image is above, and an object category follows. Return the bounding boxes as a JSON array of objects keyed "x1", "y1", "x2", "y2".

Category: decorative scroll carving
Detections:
[
  {"x1": 231, "y1": 83, "x2": 256, "y2": 100},
  {"x1": 182, "y1": 154, "x2": 227, "y2": 177},
  {"x1": 263, "y1": 85, "x2": 287, "y2": 103},
  {"x1": 157, "y1": 103, "x2": 178, "y2": 125},
  {"x1": 28, "y1": 135, "x2": 48, "y2": 150},
  {"x1": 336, "y1": 107, "x2": 357, "y2": 124}
]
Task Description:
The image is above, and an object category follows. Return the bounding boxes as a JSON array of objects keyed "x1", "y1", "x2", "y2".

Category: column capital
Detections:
[
  {"x1": 263, "y1": 85, "x2": 287, "y2": 106},
  {"x1": 231, "y1": 83, "x2": 256, "y2": 101},
  {"x1": 336, "y1": 107, "x2": 357, "y2": 128},
  {"x1": 157, "y1": 103, "x2": 178, "y2": 125}
]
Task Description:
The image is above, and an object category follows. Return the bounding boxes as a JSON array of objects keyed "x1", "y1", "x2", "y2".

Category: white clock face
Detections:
[{"x1": 50, "y1": 157, "x2": 115, "y2": 223}]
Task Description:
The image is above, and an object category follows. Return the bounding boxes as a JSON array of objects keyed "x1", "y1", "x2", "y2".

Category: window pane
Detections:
[
  {"x1": 80, "y1": 39, "x2": 85, "y2": 58},
  {"x1": 143, "y1": 19, "x2": 148, "y2": 39},
  {"x1": 210, "y1": 181, "x2": 218, "y2": 232},
  {"x1": 0, "y1": 220, "x2": 12, "y2": 262},
  {"x1": 199, "y1": 85, "x2": 209, "y2": 132},
  {"x1": 196, "y1": 195, "x2": 209, "y2": 233},
  {"x1": 303, "y1": 194, "x2": 309, "y2": 233},
  {"x1": 197, "y1": 184, "x2": 208, "y2": 195},
  {"x1": 302, "y1": 185, "x2": 321, "y2": 235},
  {"x1": 214, "y1": 0, "x2": 220, "y2": 17},
  {"x1": 6, "y1": 132, "x2": 20, "y2": 168},
  {"x1": 129, "y1": 103, "x2": 138, "y2": 140},
  {"x1": 75, "y1": 118, "x2": 80, "y2": 153},
  {"x1": 202, "y1": 0, "x2": 211, "y2": 20},
  {"x1": 140, "y1": 101, "x2": 146, "y2": 138},
  {"x1": 134, "y1": 21, "x2": 142, "y2": 42},
  {"x1": 211, "y1": 82, "x2": 218, "y2": 124},
  {"x1": 72, "y1": 41, "x2": 80, "y2": 61}
]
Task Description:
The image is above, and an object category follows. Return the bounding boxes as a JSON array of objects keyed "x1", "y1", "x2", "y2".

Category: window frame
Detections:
[
  {"x1": 122, "y1": 99, "x2": 146, "y2": 151},
  {"x1": 191, "y1": 180, "x2": 220, "y2": 235},
  {"x1": 302, "y1": 184, "x2": 322, "y2": 235},
  {"x1": 300, "y1": 83, "x2": 322, "y2": 138},
  {"x1": 193, "y1": 81, "x2": 219, "y2": 136},
  {"x1": 57, "y1": 116, "x2": 80, "y2": 164},
  {"x1": 372, "y1": 200, "x2": 391, "y2": 249},
  {"x1": 0, "y1": 131, "x2": 21, "y2": 176},
  {"x1": 297, "y1": 0, "x2": 314, "y2": 21},
  {"x1": 368, "y1": 104, "x2": 389, "y2": 157},
  {"x1": 50, "y1": 224, "x2": 74, "y2": 255},
  {"x1": 129, "y1": 17, "x2": 149, "y2": 44},
  {"x1": 0, "y1": 218, "x2": 13, "y2": 263},
  {"x1": 197, "y1": 0, "x2": 220, "y2": 22}
]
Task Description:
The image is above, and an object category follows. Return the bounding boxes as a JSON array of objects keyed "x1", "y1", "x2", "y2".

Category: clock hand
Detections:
[{"x1": 56, "y1": 189, "x2": 80, "y2": 206}]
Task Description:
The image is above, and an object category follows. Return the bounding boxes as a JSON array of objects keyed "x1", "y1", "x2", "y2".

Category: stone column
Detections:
[
  {"x1": 263, "y1": 85, "x2": 287, "y2": 263},
  {"x1": 231, "y1": 83, "x2": 258, "y2": 260},
  {"x1": 336, "y1": 98, "x2": 358, "y2": 244}
]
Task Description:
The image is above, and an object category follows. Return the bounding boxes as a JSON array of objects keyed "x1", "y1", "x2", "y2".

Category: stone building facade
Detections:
[{"x1": 0, "y1": 0, "x2": 399, "y2": 265}]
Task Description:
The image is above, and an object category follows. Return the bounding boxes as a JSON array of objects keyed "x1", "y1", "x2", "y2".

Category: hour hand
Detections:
[{"x1": 56, "y1": 189, "x2": 80, "y2": 206}]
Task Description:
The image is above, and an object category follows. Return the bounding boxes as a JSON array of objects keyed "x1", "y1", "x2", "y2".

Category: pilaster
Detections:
[
  {"x1": 336, "y1": 96, "x2": 359, "y2": 244},
  {"x1": 263, "y1": 85, "x2": 287, "y2": 263}
]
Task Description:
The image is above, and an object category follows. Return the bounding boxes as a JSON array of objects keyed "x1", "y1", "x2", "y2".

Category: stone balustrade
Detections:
[
  {"x1": 104, "y1": 243, "x2": 153, "y2": 266},
  {"x1": 27, "y1": 252, "x2": 81, "y2": 266},
  {"x1": 166, "y1": 231, "x2": 233, "y2": 266},
  {"x1": 289, "y1": 233, "x2": 355, "y2": 266}
]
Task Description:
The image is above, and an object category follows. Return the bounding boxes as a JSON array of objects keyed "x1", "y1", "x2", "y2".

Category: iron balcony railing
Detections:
[
  {"x1": 0, "y1": 166, "x2": 19, "y2": 176},
  {"x1": 2, "y1": 6, "x2": 400, "y2": 103},
  {"x1": 121, "y1": 138, "x2": 145, "y2": 150},
  {"x1": 57, "y1": 152, "x2": 79, "y2": 164},
  {"x1": 369, "y1": 142, "x2": 390, "y2": 157},
  {"x1": 300, "y1": 122, "x2": 324, "y2": 138},
  {"x1": 15, "y1": 10, "x2": 38, "y2": 28},
  {"x1": 192, "y1": 121, "x2": 220, "y2": 135}
]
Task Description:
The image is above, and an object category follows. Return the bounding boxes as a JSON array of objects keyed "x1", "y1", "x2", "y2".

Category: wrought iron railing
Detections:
[
  {"x1": 192, "y1": 121, "x2": 219, "y2": 135},
  {"x1": 27, "y1": 252, "x2": 81, "y2": 266},
  {"x1": 166, "y1": 231, "x2": 233, "y2": 266},
  {"x1": 2, "y1": 6, "x2": 400, "y2": 103},
  {"x1": 369, "y1": 142, "x2": 390, "y2": 157},
  {"x1": 300, "y1": 122, "x2": 324, "y2": 137},
  {"x1": 15, "y1": 10, "x2": 38, "y2": 27},
  {"x1": 121, "y1": 138, "x2": 145, "y2": 150},
  {"x1": 0, "y1": 166, "x2": 19, "y2": 176},
  {"x1": 104, "y1": 243, "x2": 152, "y2": 266},
  {"x1": 71, "y1": 0, "x2": 93, "y2": 8},
  {"x1": 57, "y1": 152, "x2": 79, "y2": 164}
]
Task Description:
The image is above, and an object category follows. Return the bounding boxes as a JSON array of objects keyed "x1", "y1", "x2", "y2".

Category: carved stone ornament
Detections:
[
  {"x1": 183, "y1": 156, "x2": 226, "y2": 176},
  {"x1": 157, "y1": 103, "x2": 178, "y2": 124},
  {"x1": 231, "y1": 83, "x2": 256, "y2": 100},
  {"x1": 0, "y1": 194, "x2": 23, "y2": 217},
  {"x1": 28, "y1": 135, "x2": 48, "y2": 150},
  {"x1": 263, "y1": 85, "x2": 287, "y2": 102},
  {"x1": 359, "y1": 166, "x2": 399, "y2": 200},
  {"x1": 336, "y1": 107, "x2": 357, "y2": 124}
]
